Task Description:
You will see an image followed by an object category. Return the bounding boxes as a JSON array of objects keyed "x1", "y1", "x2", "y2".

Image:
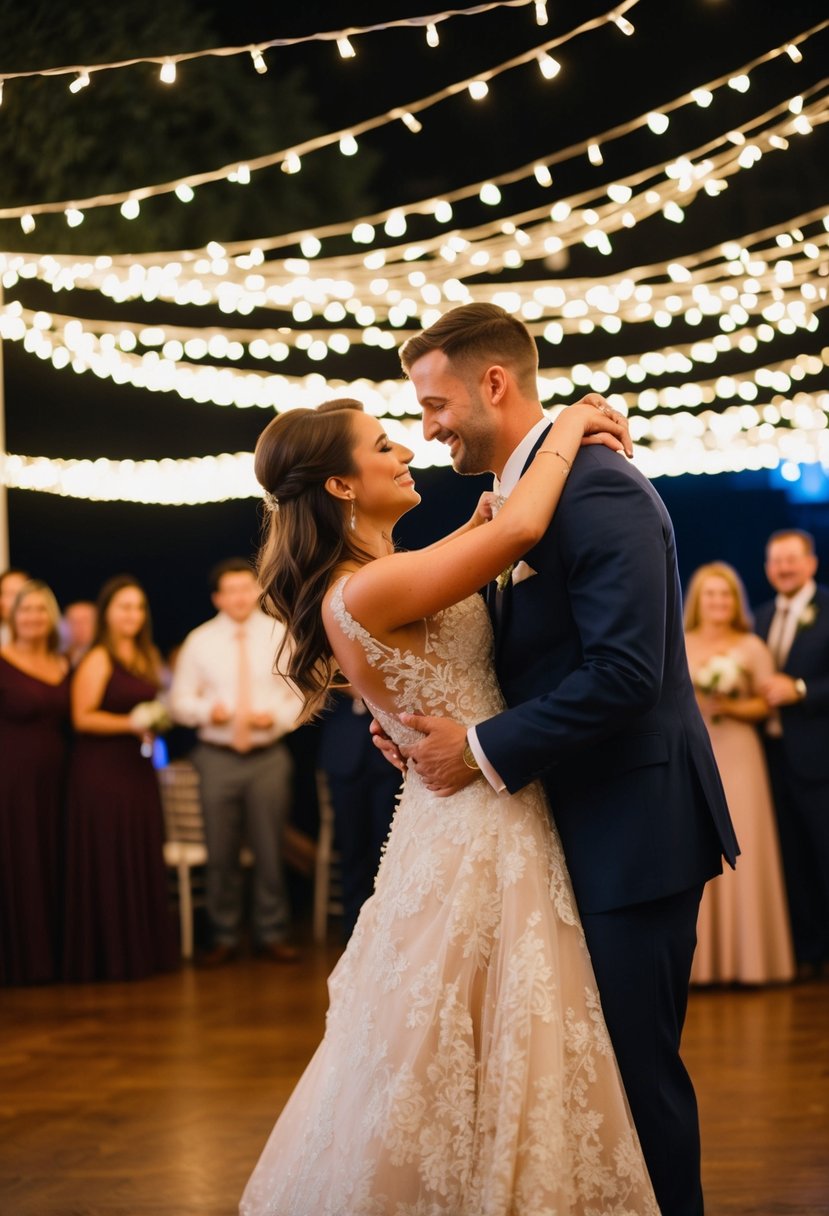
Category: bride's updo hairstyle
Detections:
[{"x1": 255, "y1": 398, "x2": 371, "y2": 720}]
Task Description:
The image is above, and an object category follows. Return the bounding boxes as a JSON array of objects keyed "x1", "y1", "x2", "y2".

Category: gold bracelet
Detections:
[{"x1": 538, "y1": 448, "x2": 572, "y2": 474}]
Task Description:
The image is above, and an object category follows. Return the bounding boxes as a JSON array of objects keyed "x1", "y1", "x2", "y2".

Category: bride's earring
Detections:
[{"x1": 350, "y1": 499, "x2": 357, "y2": 531}]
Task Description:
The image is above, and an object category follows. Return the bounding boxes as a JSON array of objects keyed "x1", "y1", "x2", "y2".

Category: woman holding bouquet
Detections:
[
  {"x1": 63, "y1": 575, "x2": 179, "y2": 981},
  {"x1": 684, "y1": 562, "x2": 794, "y2": 985}
]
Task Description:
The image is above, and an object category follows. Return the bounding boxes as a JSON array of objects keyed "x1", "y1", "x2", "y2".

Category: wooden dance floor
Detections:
[{"x1": 2, "y1": 933, "x2": 827, "y2": 1216}]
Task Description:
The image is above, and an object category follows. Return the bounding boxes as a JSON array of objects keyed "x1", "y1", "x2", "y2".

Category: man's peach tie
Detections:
[{"x1": 232, "y1": 626, "x2": 253, "y2": 754}]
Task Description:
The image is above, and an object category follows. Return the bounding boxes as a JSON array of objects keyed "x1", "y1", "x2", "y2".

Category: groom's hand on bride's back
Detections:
[{"x1": 398, "y1": 714, "x2": 477, "y2": 797}]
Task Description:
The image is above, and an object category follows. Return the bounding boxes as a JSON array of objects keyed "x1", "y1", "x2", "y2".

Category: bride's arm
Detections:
[{"x1": 345, "y1": 402, "x2": 630, "y2": 636}]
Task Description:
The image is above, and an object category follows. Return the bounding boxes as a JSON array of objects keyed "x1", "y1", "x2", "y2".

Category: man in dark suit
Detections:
[
  {"x1": 393, "y1": 304, "x2": 738, "y2": 1216},
  {"x1": 318, "y1": 690, "x2": 402, "y2": 941},
  {"x1": 754, "y1": 529, "x2": 829, "y2": 978}
]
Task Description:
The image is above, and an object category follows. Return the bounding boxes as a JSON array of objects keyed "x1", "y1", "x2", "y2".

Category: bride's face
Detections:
[{"x1": 346, "y1": 412, "x2": 420, "y2": 524}]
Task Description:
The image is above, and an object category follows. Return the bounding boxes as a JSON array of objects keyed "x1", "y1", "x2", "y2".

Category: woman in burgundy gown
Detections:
[
  {"x1": 0, "y1": 580, "x2": 70, "y2": 984},
  {"x1": 63, "y1": 575, "x2": 179, "y2": 981}
]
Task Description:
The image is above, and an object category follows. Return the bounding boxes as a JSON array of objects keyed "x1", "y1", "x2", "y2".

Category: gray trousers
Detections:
[{"x1": 191, "y1": 741, "x2": 293, "y2": 947}]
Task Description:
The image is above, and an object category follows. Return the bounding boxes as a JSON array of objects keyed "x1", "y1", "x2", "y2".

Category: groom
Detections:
[{"x1": 390, "y1": 304, "x2": 738, "y2": 1216}]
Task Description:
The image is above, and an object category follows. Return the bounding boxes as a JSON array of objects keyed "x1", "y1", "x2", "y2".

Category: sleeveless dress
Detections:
[
  {"x1": 62, "y1": 661, "x2": 179, "y2": 982},
  {"x1": 240, "y1": 581, "x2": 658, "y2": 1216},
  {"x1": 0, "y1": 655, "x2": 70, "y2": 984},
  {"x1": 688, "y1": 637, "x2": 795, "y2": 985}
]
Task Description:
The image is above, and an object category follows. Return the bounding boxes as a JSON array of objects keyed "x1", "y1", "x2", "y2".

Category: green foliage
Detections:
[{"x1": 0, "y1": 0, "x2": 377, "y2": 253}]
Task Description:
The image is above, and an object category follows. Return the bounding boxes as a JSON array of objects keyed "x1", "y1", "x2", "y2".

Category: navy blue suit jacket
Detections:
[
  {"x1": 754, "y1": 584, "x2": 829, "y2": 784},
  {"x1": 476, "y1": 437, "x2": 738, "y2": 915}
]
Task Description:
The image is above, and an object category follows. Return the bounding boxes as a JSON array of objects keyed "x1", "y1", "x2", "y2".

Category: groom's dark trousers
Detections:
[{"x1": 477, "y1": 440, "x2": 739, "y2": 1216}]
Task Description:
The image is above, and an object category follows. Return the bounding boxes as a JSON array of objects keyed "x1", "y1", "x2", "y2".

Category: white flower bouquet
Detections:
[
  {"x1": 130, "y1": 699, "x2": 173, "y2": 734},
  {"x1": 694, "y1": 654, "x2": 743, "y2": 697}
]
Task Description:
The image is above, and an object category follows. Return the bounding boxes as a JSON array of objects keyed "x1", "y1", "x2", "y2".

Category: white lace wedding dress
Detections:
[{"x1": 239, "y1": 578, "x2": 659, "y2": 1216}]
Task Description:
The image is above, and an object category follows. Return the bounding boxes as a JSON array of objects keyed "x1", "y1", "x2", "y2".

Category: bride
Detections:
[{"x1": 240, "y1": 396, "x2": 659, "y2": 1215}]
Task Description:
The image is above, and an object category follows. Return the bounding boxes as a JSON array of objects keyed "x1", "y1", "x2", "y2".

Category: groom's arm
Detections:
[{"x1": 476, "y1": 458, "x2": 670, "y2": 794}]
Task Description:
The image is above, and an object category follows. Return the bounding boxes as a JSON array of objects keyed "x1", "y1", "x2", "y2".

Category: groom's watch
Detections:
[
  {"x1": 462, "y1": 740, "x2": 481, "y2": 771},
  {"x1": 794, "y1": 677, "x2": 807, "y2": 700}
]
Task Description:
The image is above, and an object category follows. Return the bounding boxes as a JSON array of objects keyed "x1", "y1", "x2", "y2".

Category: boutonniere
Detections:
[
  {"x1": 797, "y1": 603, "x2": 818, "y2": 631},
  {"x1": 496, "y1": 563, "x2": 514, "y2": 592}
]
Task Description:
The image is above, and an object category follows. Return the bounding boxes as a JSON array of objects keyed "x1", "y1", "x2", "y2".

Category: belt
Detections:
[{"x1": 199, "y1": 739, "x2": 282, "y2": 756}]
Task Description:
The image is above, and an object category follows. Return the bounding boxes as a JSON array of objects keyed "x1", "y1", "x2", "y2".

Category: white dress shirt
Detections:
[
  {"x1": 468, "y1": 417, "x2": 551, "y2": 792},
  {"x1": 169, "y1": 610, "x2": 303, "y2": 749}
]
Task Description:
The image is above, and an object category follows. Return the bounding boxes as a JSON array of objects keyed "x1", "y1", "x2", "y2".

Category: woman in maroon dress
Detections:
[
  {"x1": 0, "y1": 580, "x2": 70, "y2": 984},
  {"x1": 63, "y1": 575, "x2": 179, "y2": 981}
]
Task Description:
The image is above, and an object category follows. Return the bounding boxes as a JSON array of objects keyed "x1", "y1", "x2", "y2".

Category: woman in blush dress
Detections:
[
  {"x1": 239, "y1": 398, "x2": 659, "y2": 1216},
  {"x1": 63, "y1": 575, "x2": 179, "y2": 982},
  {"x1": 0, "y1": 580, "x2": 70, "y2": 984},
  {"x1": 684, "y1": 562, "x2": 795, "y2": 986}
]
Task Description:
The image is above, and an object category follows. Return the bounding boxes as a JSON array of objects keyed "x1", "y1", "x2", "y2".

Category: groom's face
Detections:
[{"x1": 408, "y1": 349, "x2": 498, "y2": 476}]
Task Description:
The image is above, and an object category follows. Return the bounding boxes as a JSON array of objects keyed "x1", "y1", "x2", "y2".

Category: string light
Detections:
[
  {"x1": 425, "y1": 23, "x2": 440, "y2": 47},
  {"x1": 397, "y1": 110, "x2": 423, "y2": 133},
  {"x1": 537, "y1": 52, "x2": 561, "y2": 79},
  {"x1": 250, "y1": 48, "x2": 268, "y2": 75},
  {"x1": 535, "y1": 1, "x2": 548, "y2": 26},
  {"x1": 68, "y1": 71, "x2": 90, "y2": 94},
  {"x1": 2, "y1": 4, "x2": 575, "y2": 92},
  {"x1": 5, "y1": 382, "x2": 828, "y2": 501},
  {"x1": 728, "y1": 74, "x2": 750, "y2": 93},
  {"x1": 159, "y1": 59, "x2": 177, "y2": 85},
  {"x1": 4, "y1": 210, "x2": 823, "y2": 378},
  {"x1": 786, "y1": 43, "x2": 804, "y2": 63},
  {"x1": 339, "y1": 134, "x2": 359, "y2": 156},
  {"x1": 588, "y1": 143, "x2": 604, "y2": 166},
  {"x1": 10, "y1": 93, "x2": 823, "y2": 311},
  {"x1": 0, "y1": 2, "x2": 644, "y2": 224},
  {"x1": 613, "y1": 14, "x2": 635, "y2": 36},
  {"x1": 336, "y1": 37, "x2": 356, "y2": 59},
  {"x1": 2, "y1": 5, "x2": 826, "y2": 506}
]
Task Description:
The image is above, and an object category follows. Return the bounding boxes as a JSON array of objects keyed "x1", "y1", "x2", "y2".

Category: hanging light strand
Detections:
[{"x1": 0, "y1": 0, "x2": 642, "y2": 223}]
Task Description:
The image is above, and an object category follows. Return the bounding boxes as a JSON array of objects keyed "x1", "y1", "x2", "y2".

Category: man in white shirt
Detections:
[
  {"x1": 170, "y1": 559, "x2": 303, "y2": 964},
  {"x1": 754, "y1": 529, "x2": 829, "y2": 978}
]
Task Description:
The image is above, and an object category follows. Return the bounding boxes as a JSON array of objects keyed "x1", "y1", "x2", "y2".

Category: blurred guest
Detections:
[
  {"x1": 754, "y1": 530, "x2": 829, "y2": 979},
  {"x1": 0, "y1": 581, "x2": 70, "y2": 984},
  {"x1": 169, "y1": 559, "x2": 303, "y2": 965},
  {"x1": 60, "y1": 600, "x2": 97, "y2": 668},
  {"x1": 317, "y1": 689, "x2": 402, "y2": 941},
  {"x1": 63, "y1": 575, "x2": 179, "y2": 982},
  {"x1": 684, "y1": 562, "x2": 794, "y2": 985},
  {"x1": 0, "y1": 568, "x2": 30, "y2": 645}
]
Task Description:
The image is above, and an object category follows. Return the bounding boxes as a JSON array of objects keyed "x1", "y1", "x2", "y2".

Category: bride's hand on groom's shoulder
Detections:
[
  {"x1": 568, "y1": 394, "x2": 633, "y2": 457},
  {"x1": 398, "y1": 713, "x2": 477, "y2": 797}
]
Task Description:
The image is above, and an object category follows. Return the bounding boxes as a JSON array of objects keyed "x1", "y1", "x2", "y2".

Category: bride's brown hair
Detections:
[{"x1": 255, "y1": 398, "x2": 371, "y2": 720}]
